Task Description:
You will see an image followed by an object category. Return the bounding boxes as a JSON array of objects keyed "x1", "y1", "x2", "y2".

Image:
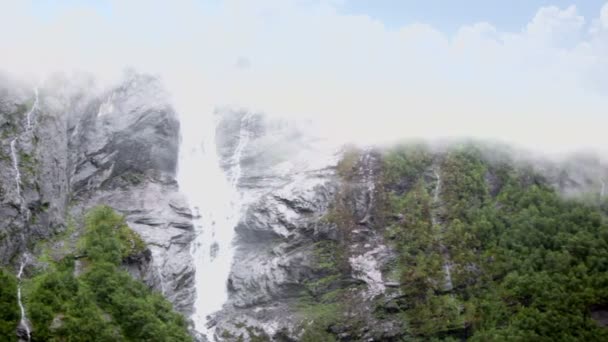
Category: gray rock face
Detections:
[
  {"x1": 65, "y1": 72, "x2": 195, "y2": 314},
  {"x1": 207, "y1": 111, "x2": 341, "y2": 338},
  {"x1": 208, "y1": 111, "x2": 401, "y2": 340},
  {"x1": 0, "y1": 71, "x2": 195, "y2": 316},
  {"x1": 0, "y1": 74, "x2": 67, "y2": 265},
  {"x1": 4, "y1": 70, "x2": 605, "y2": 342}
]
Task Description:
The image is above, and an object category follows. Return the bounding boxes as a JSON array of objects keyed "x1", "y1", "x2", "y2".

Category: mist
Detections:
[{"x1": 1, "y1": 0, "x2": 607, "y2": 156}]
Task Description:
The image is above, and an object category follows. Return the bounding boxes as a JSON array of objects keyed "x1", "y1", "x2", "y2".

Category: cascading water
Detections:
[
  {"x1": 10, "y1": 87, "x2": 38, "y2": 203},
  {"x1": 10, "y1": 139, "x2": 22, "y2": 199},
  {"x1": 17, "y1": 254, "x2": 31, "y2": 342},
  {"x1": 601, "y1": 179, "x2": 606, "y2": 199},
  {"x1": 177, "y1": 111, "x2": 253, "y2": 340},
  {"x1": 10, "y1": 88, "x2": 38, "y2": 342},
  {"x1": 432, "y1": 167, "x2": 453, "y2": 291}
]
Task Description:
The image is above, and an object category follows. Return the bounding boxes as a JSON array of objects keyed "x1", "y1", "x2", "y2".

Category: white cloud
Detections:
[
  {"x1": 602, "y1": 2, "x2": 608, "y2": 28},
  {"x1": 0, "y1": 0, "x2": 607, "y2": 155},
  {"x1": 526, "y1": 5, "x2": 585, "y2": 47}
]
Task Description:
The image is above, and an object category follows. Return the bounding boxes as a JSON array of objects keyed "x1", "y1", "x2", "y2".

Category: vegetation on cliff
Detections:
[
  {"x1": 22, "y1": 206, "x2": 191, "y2": 342},
  {"x1": 299, "y1": 142, "x2": 608, "y2": 341},
  {"x1": 0, "y1": 268, "x2": 19, "y2": 340},
  {"x1": 381, "y1": 144, "x2": 608, "y2": 340}
]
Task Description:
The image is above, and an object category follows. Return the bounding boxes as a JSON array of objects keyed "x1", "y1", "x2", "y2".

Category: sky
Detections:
[
  {"x1": 1, "y1": 0, "x2": 607, "y2": 154},
  {"x1": 340, "y1": 0, "x2": 608, "y2": 32}
]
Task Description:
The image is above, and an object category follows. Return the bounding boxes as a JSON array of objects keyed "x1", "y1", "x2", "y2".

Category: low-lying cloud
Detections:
[{"x1": 1, "y1": 0, "x2": 607, "y2": 154}]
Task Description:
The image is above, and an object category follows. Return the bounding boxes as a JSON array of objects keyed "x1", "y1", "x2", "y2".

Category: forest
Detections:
[
  {"x1": 381, "y1": 144, "x2": 608, "y2": 340},
  {"x1": 300, "y1": 143, "x2": 608, "y2": 341}
]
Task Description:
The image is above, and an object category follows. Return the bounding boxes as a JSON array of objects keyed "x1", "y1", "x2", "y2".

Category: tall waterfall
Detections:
[
  {"x1": 17, "y1": 254, "x2": 31, "y2": 342},
  {"x1": 10, "y1": 88, "x2": 38, "y2": 342},
  {"x1": 178, "y1": 111, "x2": 252, "y2": 340}
]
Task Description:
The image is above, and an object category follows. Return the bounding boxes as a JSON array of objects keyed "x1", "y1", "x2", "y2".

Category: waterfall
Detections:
[
  {"x1": 9, "y1": 87, "x2": 39, "y2": 205},
  {"x1": 601, "y1": 179, "x2": 606, "y2": 199},
  {"x1": 17, "y1": 254, "x2": 31, "y2": 342},
  {"x1": 358, "y1": 149, "x2": 376, "y2": 224},
  {"x1": 10, "y1": 139, "x2": 22, "y2": 199},
  {"x1": 178, "y1": 112, "x2": 252, "y2": 340},
  {"x1": 25, "y1": 88, "x2": 39, "y2": 130},
  {"x1": 10, "y1": 88, "x2": 39, "y2": 341},
  {"x1": 432, "y1": 169, "x2": 441, "y2": 203},
  {"x1": 432, "y1": 167, "x2": 453, "y2": 291}
]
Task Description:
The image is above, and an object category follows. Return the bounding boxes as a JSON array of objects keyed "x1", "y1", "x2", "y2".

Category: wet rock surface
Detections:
[
  {"x1": 207, "y1": 112, "x2": 341, "y2": 339},
  {"x1": 208, "y1": 112, "x2": 402, "y2": 341},
  {"x1": 0, "y1": 71, "x2": 195, "y2": 316},
  {"x1": 66, "y1": 72, "x2": 196, "y2": 315}
]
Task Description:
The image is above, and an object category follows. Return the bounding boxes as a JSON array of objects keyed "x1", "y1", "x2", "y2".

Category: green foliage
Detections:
[
  {"x1": 0, "y1": 268, "x2": 19, "y2": 341},
  {"x1": 300, "y1": 321, "x2": 337, "y2": 342},
  {"x1": 25, "y1": 206, "x2": 191, "y2": 342},
  {"x1": 311, "y1": 241, "x2": 343, "y2": 275},
  {"x1": 297, "y1": 229, "x2": 354, "y2": 339},
  {"x1": 380, "y1": 144, "x2": 608, "y2": 340},
  {"x1": 382, "y1": 143, "x2": 432, "y2": 187},
  {"x1": 297, "y1": 240, "x2": 346, "y2": 335},
  {"x1": 84, "y1": 206, "x2": 146, "y2": 262},
  {"x1": 336, "y1": 145, "x2": 361, "y2": 180},
  {"x1": 385, "y1": 176, "x2": 466, "y2": 337},
  {"x1": 440, "y1": 145, "x2": 489, "y2": 221}
]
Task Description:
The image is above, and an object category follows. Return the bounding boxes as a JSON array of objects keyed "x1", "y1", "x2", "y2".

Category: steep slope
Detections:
[
  {"x1": 0, "y1": 72, "x2": 196, "y2": 340},
  {"x1": 64, "y1": 72, "x2": 195, "y2": 313},
  {"x1": 2, "y1": 72, "x2": 607, "y2": 341},
  {"x1": 201, "y1": 129, "x2": 608, "y2": 341}
]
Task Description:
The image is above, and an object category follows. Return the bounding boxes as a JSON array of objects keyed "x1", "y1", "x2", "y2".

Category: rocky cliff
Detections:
[
  {"x1": 0, "y1": 71, "x2": 195, "y2": 317},
  {"x1": 204, "y1": 114, "x2": 608, "y2": 341},
  {"x1": 1, "y1": 72, "x2": 607, "y2": 341}
]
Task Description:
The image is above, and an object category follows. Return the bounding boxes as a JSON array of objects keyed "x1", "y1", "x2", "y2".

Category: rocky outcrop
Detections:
[
  {"x1": 0, "y1": 71, "x2": 195, "y2": 316},
  {"x1": 205, "y1": 112, "x2": 340, "y2": 339},
  {"x1": 65, "y1": 72, "x2": 195, "y2": 314}
]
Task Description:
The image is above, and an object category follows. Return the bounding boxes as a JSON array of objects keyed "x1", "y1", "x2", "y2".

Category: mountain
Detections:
[
  {"x1": 0, "y1": 72, "x2": 607, "y2": 341},
  {"x1": 0, "y1": 72, "x2": 194, "y2": 341}
]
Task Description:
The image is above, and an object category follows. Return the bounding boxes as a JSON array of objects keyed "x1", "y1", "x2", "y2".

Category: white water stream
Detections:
[
  {"x1": 9, "y1": 88, "x2": 38, "y2": 203},
  {"x1": 432, "y1": 168, "x2": 453, "y2": 291},
  {"x1": 17, "y1": 254, "x2": 31, "y2": 341},
  {"x1": 178, "y1": 112, "x2": 253, "y2": 340},
  {"x1": 10, "y1": 139, "x2": 22, "y2": 199},
  {"x1": 601, "y1": 179, "x2": 606, "y2": 199},
  {"x1": 9, "y1": 88, "x2": 38, "y2": 342}
]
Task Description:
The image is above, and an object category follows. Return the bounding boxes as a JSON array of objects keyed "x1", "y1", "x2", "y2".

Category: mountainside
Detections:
[
  {"x1": 0, "y1": 72, "x2": 195, "y2": 341},
  {"x1": 0, "y1": 73, "x2": 607, "y2": 341},
  {"x1": 207, "y1": 130, "x2": 608, "y2": 341}
]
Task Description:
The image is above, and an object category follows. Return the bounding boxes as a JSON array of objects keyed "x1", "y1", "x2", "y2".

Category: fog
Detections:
[{"x1": 1, "y1": 0, "x2": 607, "y2": 156}]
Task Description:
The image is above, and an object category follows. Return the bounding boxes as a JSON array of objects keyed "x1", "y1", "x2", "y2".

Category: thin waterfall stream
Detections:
[
  {"x1": 17, "y1": 254, "x2": 31, "y2": 342},
  {"x1": 9, "y1": 87, "x2": 38, "y2": 342},
  {"x1": 432, "y1": 166, "x2": 453, "y2": 291},
  {"x1": 10, "y1": 139, "x2": 22, "y2": 200}
]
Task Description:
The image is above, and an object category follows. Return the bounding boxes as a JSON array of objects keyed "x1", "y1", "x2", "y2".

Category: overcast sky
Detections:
[{"x1": 1, "y1": 0, "x2": 607, "y2": 153}]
